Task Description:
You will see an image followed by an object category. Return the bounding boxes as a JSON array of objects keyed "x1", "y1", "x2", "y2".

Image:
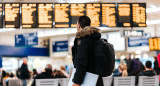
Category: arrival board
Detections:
[
  {"x1": 5, "y1": 3, "x2": 20, "y2": 28},
  {"x1": 0, "y1": 4, "x2": 3, "y2": 28},
  {"x1": 38, "y1": 3, "x2": 53, "y2": 28},
  {"x1": 70, "y1": 4, "x2": 85, "y2": 27},
  {"x1": 55, "y1": 4, "x2": 70, "y2": 28},
  {"x1": 22, "y1": 3, "x2": 37, "y2": 28}
]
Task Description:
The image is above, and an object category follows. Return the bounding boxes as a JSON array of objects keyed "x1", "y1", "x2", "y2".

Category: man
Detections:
[
  {"x1": 20, "y1": 58, "x2": 30, "y2": 86},
  {"x1": 72, "y1": 16, "x2": 103, "y2": 86},
  {"x1": 32, "y1": 64, "x2": 55, "y2": 86},
  {"x1": 136, "y1": 61, "x2": 157, "y2": 85}
]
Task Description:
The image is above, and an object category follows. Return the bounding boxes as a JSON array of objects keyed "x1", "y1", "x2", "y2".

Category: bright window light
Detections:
[
  {"x1": 147, "y1": 20, "x2": 160, "y2": 25},
  {"x1": 147, "y1": 7, "x2": 160, "y2": 13}
]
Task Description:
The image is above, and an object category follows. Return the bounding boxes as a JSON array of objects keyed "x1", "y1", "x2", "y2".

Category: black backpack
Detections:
[{"x1": 93, "y1": 38, "x2": 115, "y2": 77}]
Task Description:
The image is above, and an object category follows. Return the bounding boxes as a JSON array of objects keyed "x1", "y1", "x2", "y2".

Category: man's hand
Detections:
[{"x1": 73, "y1": 83, "x2": 80, "y2": 86}]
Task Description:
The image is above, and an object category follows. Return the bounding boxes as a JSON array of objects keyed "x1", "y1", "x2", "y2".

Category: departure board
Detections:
[
  {"x1": 5, "y1": 3, "x2": 20, "y2": 28},
  {"x1": 117, "y1": 4, "x2": 131, "y2": 27},
  {"x1": 149, "y1": 38, "x2": 160, "y2": 51},
  {"x1": 38, "y1": 3, "x2": 53, "y2": 28},
  {"x1": 70, "y1": 4, "x2": 85, "y2": 27},
  {"x1": 0, "y1": 4, "x2": 3, "y2": 28},
  {"x1": 86, "y1": 4, "x2": 101, "y2": 27},
  {"x1": 101, "y1": 3, "x2": 116, "y2": 27},
  {"x1": 132, "y1": 3, "x2": 146, "y2": 27},
  {"x1": 55, "y1": 4, "x2": 70, "y2": 28},
  {"x1": 22, "y1": 3, "x2": 37, "y2": 28}
]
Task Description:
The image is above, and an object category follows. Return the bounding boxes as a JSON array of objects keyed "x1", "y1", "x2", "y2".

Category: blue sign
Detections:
[
  {"x1": 53, "y1": 41, "x2": 68, "y2": 52},
  {"x1": 15, "y1": 33, "x2": 38, "y2": 47},
  {"x1": 128, "y1": 33, "x2": 150, "y2": 47}
]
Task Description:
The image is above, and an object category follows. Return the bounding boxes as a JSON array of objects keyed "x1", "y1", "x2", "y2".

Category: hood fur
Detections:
[{"x1": 76, "y1": 26, "x2": 100, "y2": 38}]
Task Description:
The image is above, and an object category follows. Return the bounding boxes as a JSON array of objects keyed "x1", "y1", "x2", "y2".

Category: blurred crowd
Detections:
[
  {"x1": 0, "y1": 54, "x2": 160, "y2": 86},
  {"x1": 0, "y1": 58, "x2": 71, "y2": 86}
]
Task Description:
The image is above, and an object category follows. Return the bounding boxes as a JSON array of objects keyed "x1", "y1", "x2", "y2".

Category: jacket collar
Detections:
[{"x1": 76, "y1": 26, "x2": 100, "y2": 38}]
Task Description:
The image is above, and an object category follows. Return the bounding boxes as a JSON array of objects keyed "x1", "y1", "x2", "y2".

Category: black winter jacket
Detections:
[
  {"x1": 136, "y1": 70, "x2": 157, "y2": 85},
  {"x1": 20, "y1": 63, "x2": 30, "y2": 79},
  {"x1": 31, "y1": 71, "x2": 55, "y2": 86},
  {"x1": 72, "y1": 26, "x2": 103, "y2": 86}
]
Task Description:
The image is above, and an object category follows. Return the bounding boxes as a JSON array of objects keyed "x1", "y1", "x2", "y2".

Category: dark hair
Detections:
[
  {"x1": 9, "y1": 73, "x2": 14, "y2": 78},
  {"x1": 154, "y1": 56, "x2": 157, "y2": 60},
  {"x1": 78, "y1": 16, "x2": 91, "y2": 28},
  {"x1": 145, "y1": 61, "x2": 152, "y2": 69},
  {"x1": 33, "y1": 69, "x2": 38, "y2": 75}
]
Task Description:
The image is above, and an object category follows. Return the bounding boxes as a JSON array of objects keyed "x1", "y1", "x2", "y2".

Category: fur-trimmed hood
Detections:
[{"x1": 76, "y1": 26, "x2": 101, "y2": 39}]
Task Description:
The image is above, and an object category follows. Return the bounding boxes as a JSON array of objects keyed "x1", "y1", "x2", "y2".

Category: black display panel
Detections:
[
  {"x1": 101, "y1": 3, "x2": 116, "y2": 27},
  {"x1": 132, "y1": 3, "x2": 146, "y2": 27},
  {"x1": 55, "y1": 4, "x2": 70, "y2": 28},
  {"x1": 22, "y1": 3, "x2": 37, "y2": 28},
  {"x1": 70, "y1": 4, "x2": 85, "y2": 27},
  {"x1": 0, "y1": 4, "x2": 3, "y2": 28},
  {"x1": 38, "y1": 3, "x2": 53, "y2": 28},
  {"x1": 5, "y1": 3, "x2": 20, "y2": 28},
  {"x1": 86, "y1": 3, "x2": 101, "y2": 27},
  {"x1": 117, "y1": 3, "x2": 131, "y2": 27}
]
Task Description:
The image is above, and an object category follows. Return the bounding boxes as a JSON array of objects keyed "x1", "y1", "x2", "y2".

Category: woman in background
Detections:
[{"x1": 113, "y1": 62, "x2": 128, "y2": 77}]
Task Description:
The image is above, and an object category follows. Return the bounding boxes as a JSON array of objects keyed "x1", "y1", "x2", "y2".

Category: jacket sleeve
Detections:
[{"x1": 72, "y1": 39, "x2": 89, "y2": 84}]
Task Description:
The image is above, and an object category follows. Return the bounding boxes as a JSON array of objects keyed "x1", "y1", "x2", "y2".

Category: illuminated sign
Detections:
[
  {"x1": 101, "y1": 3, "x2": 116, "y2": 27},
  {"x1": 70, "y1": 4, "x2": 85, "y2": 27},
  {"x1": 38, "y1": 3, "x2": 53, "y2": 28},
  {"x1": 132, "y1": 3, "x2": 146, "y2": 27},
  {"x1": 149, "y1": 38, "x2": 160, "y2": 51},
  {"x1": 123, "y1": 30, "x2": 144, "y2": 37},
  {"x1": 86, "y1": 4, "x2": 101, "y2": 27},
  {"x1": 117, "y1": 3, "x2": 131, "y2": 27},
  {"x1": 5, "y1": 3, "x2": 20, "y2": 28},
  {"x1": 22, "y1": 3, "x2": 37, "y2": 28},
  {"x1": 55, "y1": 4, "x2": 70, "y2": 28},
  {"x1": 0, "y1": 4, "x2": 3, "y2": 28}
]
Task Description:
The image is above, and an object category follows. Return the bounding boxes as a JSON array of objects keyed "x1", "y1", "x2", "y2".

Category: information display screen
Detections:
[
  {"x1": 0, "y1": 4, "x2": 3, "y2": 28},
  {"x1": 70, "y1": 4, "x2": 85, "y2": 27},
  {"x1": 117, "y1": 3, "x2": 131, "y2": 27},
  {"x1": 86, "y1": 4, "x2": 101, "y2": 27},
  {"x1": 132, "y1": 3, "x2": 146, "y2": 27},
  {"x1": 101, "y1": 3, "x2": 116, "y2": 27},
  {"x1": 22, "y1": 3, "x2": 37, "y2": 28},
  {"x1": 5, "y1": 3, "x2": 20, "y2": 28},
  {"x1": 55, "y1": 4, "x2": 70, "y2": 28},
  {"x1": 149, "y1": 38, "x2": 160, "y2": 51},
  {"x1": 38, "y1": 3, "x2": 53, "y2": 28}
]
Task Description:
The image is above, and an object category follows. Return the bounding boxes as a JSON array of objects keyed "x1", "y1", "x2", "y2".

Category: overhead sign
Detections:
[
  {"x1": 52, "y1": 41, "x2": 68, "y2": 52},
  {"x1": 149, "y1": 37, "x2": 160, "y2": 51},
  {"x1": 123, "y1": 30, "x2": 144, "y2": 37},
  {"x1": 128, "y1": 33, "x2": 150, "y2": 47},
  {"x1": 15, "y1": 33, "x2": 38, "y2": 47}
]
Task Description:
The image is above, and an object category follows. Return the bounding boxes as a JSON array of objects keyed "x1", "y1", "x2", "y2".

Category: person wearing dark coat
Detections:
[
  {"x1": 20, "y1": 58, "x2": 30, "y2": 86},
  {"x1": 154, "y1": 56, "x2": 159, "y2": 74},
  {"x1": 136, "y1": 61, "x2": 157, "y2": 85},
  {"x1": 31, "y1": 64, "x2": 55, "y2": 86},
  {"x1": 72, "y1": 16, "x2": 103, "y2": 86}
]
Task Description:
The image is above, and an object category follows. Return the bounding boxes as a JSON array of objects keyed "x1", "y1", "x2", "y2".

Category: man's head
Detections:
[
  {"x1": 23, "y1": 58, "x2": 28, "y2": 64},
  {"x1": 45, "y1": 64, "x2": 52, "y2": 74},
  {"x1": 145, "y1": 61, "x2": 152, "y2": 70},
  {"x1": 77, "y1": 16, "x2": 91, "y2": 32}
]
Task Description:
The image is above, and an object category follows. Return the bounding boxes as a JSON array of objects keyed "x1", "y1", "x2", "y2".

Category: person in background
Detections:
[
  {"x1": 60, "y1": 66, "x2": 69, "y2": 78},
  {"x1": 3, "y1": 73, "x2": 9, "y2": 79},
  {"x1": 55, "y1": 70, "x2": 67, "y2": 78},
  {"x1": 32, "y1": 69, "x2": 38, "y2": 78},
  {"x1": 136, "y1": 58, "x2": 145, "y2": 73},
  {"x1": 6, "y1": 73, "x2": 18, "y2": 86},
  {"x1": 20, "y1": 58, "x2": 30, "y2": 86},
  {"x1": 136, "y1": 61, "x2": 157, "y2": 85},
  {"x1": 154, "y1": 56, "x2": 159, "y2": 74},
  {"x1": 31, "y1": 64, "x2": 55, "y2": 86},
  {"x1": 125, "y1": 54, "x2": 132, "y2": 75},
  {"x1": 157, "y1": 53, "x2": 160, "y2": 82},
  {"x1": 113, "y1": 62, "x2": 128, "y2": 77}
]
